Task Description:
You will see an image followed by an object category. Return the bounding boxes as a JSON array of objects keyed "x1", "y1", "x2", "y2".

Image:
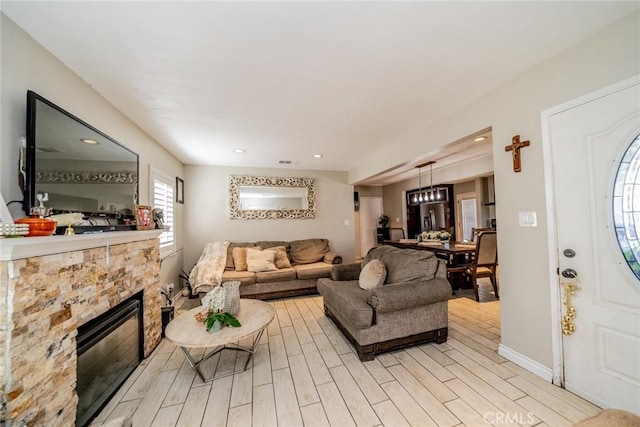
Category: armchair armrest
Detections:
[
  {"x1": 324, "y1": 252, "x2": 343, "y2": 265},
  {"x1": 331, "y1": 263, "x2": 361, "y2": 281},
  {"x1": 368, "y1": 278, "x2": 451, "y2": 313}
]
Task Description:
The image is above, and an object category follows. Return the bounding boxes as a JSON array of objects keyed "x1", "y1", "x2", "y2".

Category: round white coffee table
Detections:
[{"x1": 165, "y1": 299, "x2": 275, "y2": 382}]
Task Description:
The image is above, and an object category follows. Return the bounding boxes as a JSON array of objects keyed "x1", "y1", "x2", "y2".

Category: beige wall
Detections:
[
  {"x1": 0, "y1": 14, "x2": 185, "y2": 290},
  {"x1": 183, "y1": 165, "x2": 355, "y2": 269},
  {"x1": 351, "y1": 13, "x2": 640, "y2": 368}
]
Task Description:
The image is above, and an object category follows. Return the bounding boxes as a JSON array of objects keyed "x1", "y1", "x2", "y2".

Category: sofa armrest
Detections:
[
  {"x1": 331, "y1": 263, "x2": 361, "y2": 281},
  {"x1": 368, "y1": 278, "x2": 451, "y2": 313},
  {"x1": 324, "y1": 252, "x2": 343, "y2": 265}
]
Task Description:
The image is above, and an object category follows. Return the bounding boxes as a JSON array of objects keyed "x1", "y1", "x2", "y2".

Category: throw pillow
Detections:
[
  {"x1": 246, "y1": 248, "x2": 278, "y2": 272},
  {"x1": 226, "y1": 242, "x2": 255, "y2": 270},
  {"x1": 267, "y1": 246, "x2": 292, "y2": 269},
  {"x1": 359, "y1": 259, "x2": 387, "y2": 290},
  {"x1": 232, "y1": 247, "x2": 250, "y2": 271},
  {"x1": 289, "y1": 238, "x2": 330, "y2": 264}
]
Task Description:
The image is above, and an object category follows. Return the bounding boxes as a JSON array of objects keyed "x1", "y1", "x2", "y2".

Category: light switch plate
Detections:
[
  {"x1": 518, "y1": 211, "x2": 538, "y2": 227},
  {"x1": 344, "y1": 220, "x2": 350, "y2": 226}
]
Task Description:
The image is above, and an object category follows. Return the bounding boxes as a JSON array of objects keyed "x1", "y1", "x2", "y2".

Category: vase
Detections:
[
  {"x1": 207, "y1": 319, "x2": 223, "y2": 333},
  {"x1": 223, "y1": 281, "x2": 241, "y2": 316}
]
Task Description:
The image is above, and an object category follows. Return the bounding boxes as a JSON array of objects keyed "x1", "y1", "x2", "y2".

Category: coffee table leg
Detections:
[{"x1": 181, "y1": 327, "x2": 267, "y2": 382}]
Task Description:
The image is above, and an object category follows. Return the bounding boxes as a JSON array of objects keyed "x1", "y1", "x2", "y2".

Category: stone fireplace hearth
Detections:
[{"x1": 0, "y1": 230, "x2": 163, "y2": 426}]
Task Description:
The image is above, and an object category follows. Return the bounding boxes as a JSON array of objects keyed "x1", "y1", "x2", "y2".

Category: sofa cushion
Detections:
[
  {"x1": 317, "y1": 279, "x2": 373, "y2": 329},
  {"x1": 255, "y1": 267, "x2": 297, "y2": 283},
  {"x1": 255, "y1": 241, "x2": 291, "y2": 252},
  {"x1": 359, "y1": 259, "x2": 386, "y2": 290},
  {"x1": 294, "y1": 262, "x2": 333, "y2": 280},
  {"x1": 247, "y1": 248, "x2": 278, "y2": 272},
  {"x1": 365, "y1": 245, "x2": 439, "y2": 283},
  {"x1": 290, "y1": 238, "x2": 330, "y2": 265},
  {"x1": 221, "y1": 270, "x2": 256, "y2": 286},
  {"x1": 232, "y1": 247, "x2": 251, "y2": 271},
  {"x1": 226, "y1": 242, "x2": 257, "y2": 270},
  {"x1": 265, "y1": 246, "x2": 292, "y2": 269}
]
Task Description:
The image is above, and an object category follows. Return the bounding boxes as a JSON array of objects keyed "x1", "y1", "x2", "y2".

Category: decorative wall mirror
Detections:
[{"x1": 229, "y1": 175, "x2": 316, "y2": 219}]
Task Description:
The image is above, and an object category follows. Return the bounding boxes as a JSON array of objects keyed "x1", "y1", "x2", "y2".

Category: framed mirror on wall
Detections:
[{"x1": 229, "y1": 175, "x2": 316, "y2": 219}]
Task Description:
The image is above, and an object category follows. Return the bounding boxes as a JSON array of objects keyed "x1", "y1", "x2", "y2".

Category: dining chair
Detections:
[
  {"x1": 471, "y1": 227, "x2": 493, "y2": 242},
  {"x1": 389, "y1": 227, "x2": 405, "y2": 241},
  {"x1": 465, "y1": 230, "x2": 499, "y2": 301}
]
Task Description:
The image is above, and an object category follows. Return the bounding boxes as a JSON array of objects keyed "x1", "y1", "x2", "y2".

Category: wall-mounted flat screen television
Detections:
[{"x1": 24, "y1": 90, "x2": 139, "y2": 232}]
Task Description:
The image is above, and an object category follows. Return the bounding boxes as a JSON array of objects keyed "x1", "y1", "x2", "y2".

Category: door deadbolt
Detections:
[
  {"x1": 563, "y1": 249, "x2": 576, "y2": 258},
  {"x1": 561, "y1": 268, "x2": 578, "y2": 278}
]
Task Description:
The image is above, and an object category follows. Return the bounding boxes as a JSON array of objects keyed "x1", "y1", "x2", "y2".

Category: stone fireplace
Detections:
[{"x1": 0, "y1": 230, "x2": 163, "y2": 426}]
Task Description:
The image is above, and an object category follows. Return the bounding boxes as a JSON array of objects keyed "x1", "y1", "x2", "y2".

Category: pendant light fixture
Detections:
[
  {"x1": 413, "y1": 165, "x2": 423, "y2": 203},
  {"x1": 429, "y1": 161, "x2": 435, "y2": 201},
  {"x1": 415, "y1": 160, "x2": 436, "y2": 204}
]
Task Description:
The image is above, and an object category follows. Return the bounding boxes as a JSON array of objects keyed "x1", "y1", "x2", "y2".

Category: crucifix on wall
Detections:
[{"x1": 505, "y1": 135, "x2": 530, "y2": 172}]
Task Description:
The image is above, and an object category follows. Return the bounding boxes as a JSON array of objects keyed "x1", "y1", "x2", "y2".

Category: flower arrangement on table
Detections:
[
  {"x1": 420, "y1": 230, "x2": 451, "y2": 242},
  {"x1": 195, "y1": 286, "x2": 241, "y2": 332}
]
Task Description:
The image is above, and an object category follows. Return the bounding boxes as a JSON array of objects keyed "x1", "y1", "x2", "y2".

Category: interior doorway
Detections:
[
  {"x1": 455, "y1": 192, "x2": 478, "y2": 241},
  {"x1": 358, "y1": 196, "x2": 383, "y2": 258}
]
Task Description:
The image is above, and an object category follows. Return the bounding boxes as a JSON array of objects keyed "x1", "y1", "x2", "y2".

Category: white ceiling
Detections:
[{"x1": 3, "y1": 1, "x2": 638, "y2": 185}]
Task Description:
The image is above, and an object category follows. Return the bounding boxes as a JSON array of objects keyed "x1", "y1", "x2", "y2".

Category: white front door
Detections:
[
  {"x1": 549, "y1": 79, "x2": 640, "y2": 411},
  {"x1": 359, "y1": 197, "x2": 383, "y2": 258}
]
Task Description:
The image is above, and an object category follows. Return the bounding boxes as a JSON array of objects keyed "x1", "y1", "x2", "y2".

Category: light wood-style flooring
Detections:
[{"x1": 91, "y1": 282, "x2": 600, "y2": 426}]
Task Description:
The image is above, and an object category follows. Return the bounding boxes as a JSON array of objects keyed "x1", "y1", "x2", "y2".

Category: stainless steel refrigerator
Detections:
[{"x1": 420, "y1": 202, "x2": 448, "y2": 231}]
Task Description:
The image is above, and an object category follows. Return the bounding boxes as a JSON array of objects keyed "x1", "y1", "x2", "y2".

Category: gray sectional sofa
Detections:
[
  {"x1": 317, "y1": 245, "x2": 450, "y2": 361},
  {"x1": 222, "y1": 238, "x2": 343, "y2": 300}
]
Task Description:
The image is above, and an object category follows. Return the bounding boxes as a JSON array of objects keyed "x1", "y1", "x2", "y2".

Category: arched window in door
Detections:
[{"x1": 613, "y1": 134, "x2": 640, "y2": 281}]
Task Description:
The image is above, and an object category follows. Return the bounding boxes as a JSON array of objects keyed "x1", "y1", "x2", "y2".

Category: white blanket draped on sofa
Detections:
[{"x1": 188, "y1": 240, "x2": 230, "y2": 294}]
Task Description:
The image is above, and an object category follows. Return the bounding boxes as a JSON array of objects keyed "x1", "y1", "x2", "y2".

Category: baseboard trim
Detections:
[{"x1": 498, "y1": 344, "x2": 553, "y2": 382}]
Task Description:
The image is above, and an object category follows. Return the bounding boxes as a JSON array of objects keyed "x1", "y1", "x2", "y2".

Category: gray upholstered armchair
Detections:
[{"x1": 317, "y1": 245, "x2": 451, "y2": 361}]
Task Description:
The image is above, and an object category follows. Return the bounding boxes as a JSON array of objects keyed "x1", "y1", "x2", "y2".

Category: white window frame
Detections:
[{"x1": 150, "y1": 167, "x2": 175, "y2": 256}]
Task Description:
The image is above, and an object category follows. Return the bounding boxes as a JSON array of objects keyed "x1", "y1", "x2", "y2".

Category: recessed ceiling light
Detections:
[
  {"x1": 234, "y1": 148, "x2": 246, "y2": 153},
  {"x1": 313, "y1": 154, "x2": 323, "y2": 158},
  {"x1": 80, "y1": 138, "x2": 99, "y2": 145},
  {"x1": 474, "y1": 136, "x2": 487, "y2": 142}
]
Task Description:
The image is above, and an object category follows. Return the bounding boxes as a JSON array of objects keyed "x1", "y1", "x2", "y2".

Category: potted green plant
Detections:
[
  {"x1": 199, "y1": 287, "x2": 241, "y2": 332},
  {"x1": 378, "y1": 214, "x2": 390, "y2": 228}
]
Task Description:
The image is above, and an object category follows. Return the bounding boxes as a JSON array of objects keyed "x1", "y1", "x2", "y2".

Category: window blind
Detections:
[{"x1": 153, "y1": 176, "x2": 174, "y2": 249}]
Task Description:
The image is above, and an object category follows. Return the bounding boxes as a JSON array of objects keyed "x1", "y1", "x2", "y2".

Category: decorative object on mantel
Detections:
[
  {"x1": 134, "y1": 205, "x2": 154, "y2": 230},
  {"x1": 505, "y1": 134, "x2": 530, "y2": 172},
  {"x1": 14, "y1": 193, "x2": 57, "y2": 237},
  {"x1": 176, "y1": 177, "x2": 184, "y2": 204},
  {"x1": 0, "y1": 223, "x2": 30, "y2": 238},
  {"x1": 64, "y1": 223, "x2": 75, "y2": 235},
  {"x1": 15, "y1": 216, "x2": 57, "y2": 237},
  {"x1": 196, "y1": 286, "x2": 241, "y2": 332},
  {"x1": 152, "y1": 208, "x2": 165, "y2": 229}
]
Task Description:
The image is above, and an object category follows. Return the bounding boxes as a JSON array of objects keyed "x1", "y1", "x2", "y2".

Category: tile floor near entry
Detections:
[{"x1": 92, "y1": 281, "x2": 600, "y2": 426}]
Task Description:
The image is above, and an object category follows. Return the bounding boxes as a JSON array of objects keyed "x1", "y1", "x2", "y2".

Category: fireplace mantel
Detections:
[
  {"x1": 0, "y1": 230, "x2": 164, "y2": 426},
  {"x1": 0, "y1": 229, "x2": 164, "y2": 261}
]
